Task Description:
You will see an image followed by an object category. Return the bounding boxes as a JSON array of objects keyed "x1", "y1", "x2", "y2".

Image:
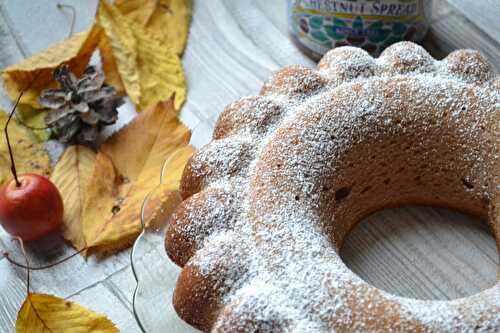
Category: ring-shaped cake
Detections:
[{"x1": 166, "y1": 42, "x2": 500, "y2": 332}]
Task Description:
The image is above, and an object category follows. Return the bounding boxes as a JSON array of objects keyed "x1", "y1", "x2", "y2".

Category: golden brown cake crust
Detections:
[{"x1": 165, "y1": 42, "x2": 500, "y2": 332}]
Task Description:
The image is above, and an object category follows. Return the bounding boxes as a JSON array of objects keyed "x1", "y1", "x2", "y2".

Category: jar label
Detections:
[{"x1": 288, "y1": 0, "x2": 428, "y2": 56}]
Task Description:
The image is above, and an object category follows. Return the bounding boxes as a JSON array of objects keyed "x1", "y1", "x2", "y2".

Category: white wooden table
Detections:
[{"x1": 0, "y1": 1, "x2": 499, "y2": 332}]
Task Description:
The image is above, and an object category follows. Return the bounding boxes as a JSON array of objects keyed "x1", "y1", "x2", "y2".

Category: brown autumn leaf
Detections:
[
  {"x1": 0, "y1": 111, "x2": 50, "y2": 187},
  {"x1": 85, "y1": 99, "x2": 193, "y2": 254},
  {"x1": 2, "y1": 24, "x2": 102, "y2": 108},
  {"x1": 97, "y1": 0, "x2": 186, "y2": 111},
  {"x1": 50, "y1": 146, "x2": 97, "y2": 251},
  {"x1": 51, "y1": 98, "x2": 193, "y2": 254},
  {"x1": 16, "y1": 293, "x2": 118, "y2": 333},
  {"x1": 115, "y1": 0, "x2": 192, "y2": 56}
]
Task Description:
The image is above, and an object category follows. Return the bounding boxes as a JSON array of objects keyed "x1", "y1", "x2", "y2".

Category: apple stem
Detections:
[{"x1": 5, "y1": 92, "x2": 24, "y2": 187}]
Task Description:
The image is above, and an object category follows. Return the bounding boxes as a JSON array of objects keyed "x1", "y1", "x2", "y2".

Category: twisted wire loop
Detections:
[
  {"x1": 130, "y1": 144, "x2": 191, "y2": 332},
  {"x1": 131, "y1": 190, "x2": 150, "y2": 333}
]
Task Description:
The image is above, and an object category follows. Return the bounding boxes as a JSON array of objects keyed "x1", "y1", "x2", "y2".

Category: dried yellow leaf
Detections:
[
  {"x1": 81, "y1": 152, "x2": 118, "y2": 250},
  {"x1": 98, "y1": 0, "x2": 186, "y2": 111},
  {"x1": 50, "y1": 146, "x2": 97, "y2": 251},
  {"x1": 16, "y1": 293, "x2": 118, "y2": 333},
  {"x1": 115, "y1": 0, "x2": 156, "y2": 26},
  {"x1": 0, "y1": 111, "x2": 50, "y2": 187},
  {"x1": 79, "y1": 101, "x2": 193, "y2": 254},
  {"x1": 115, "y1": 0, "x2": 192, "y2": 56},
  {"x1": 2, "y1": 25, "x2": 102, "y2": 108},
  {"x1": 99, "y1": 33, "x2": 126, "y2": 95}
]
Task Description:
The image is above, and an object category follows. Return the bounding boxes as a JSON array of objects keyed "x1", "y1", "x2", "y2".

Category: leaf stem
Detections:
[
  {"x1": 3, "y1": 247, "x2": 87, "y2": 270},
  {"x1": 15, "y1": 237, "x2": 30, "y2": 294},
  {"x1": 14, "y1": 237, "x2": 56, "y2": 333}
]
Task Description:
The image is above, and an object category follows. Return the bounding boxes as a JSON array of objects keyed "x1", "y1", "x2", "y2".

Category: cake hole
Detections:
[
  {"x1": 462, "y1": 178, "x2": 474, "y2": 189},
  {"x1": 341, "y1": 206, "x2": 498, "y2": 300},
  {"x1": 383, "y1": 178, "x2": 391, "y2": 185},
  {"x1": 335, "y1": 187, "x2": 351, "y2": 202},
  {"x1": 294, "y1": 195, "x2": 300, "y2": 201}
]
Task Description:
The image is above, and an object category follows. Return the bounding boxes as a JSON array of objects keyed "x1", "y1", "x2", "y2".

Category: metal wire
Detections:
[
  {"x1": 130, "y1": 189, "x2": 150, "y2": 333},
  {"x1": 130, "y1": 147, "x2": 184, "y2": 332},
  {"x1": 129, "y1": 127, "x2": 199, "y2": 332}
]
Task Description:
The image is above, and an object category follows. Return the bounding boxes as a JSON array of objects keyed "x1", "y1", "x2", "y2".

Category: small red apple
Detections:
[{"x1": 0, "y1": 173, "x2": 63, "y2": 241}]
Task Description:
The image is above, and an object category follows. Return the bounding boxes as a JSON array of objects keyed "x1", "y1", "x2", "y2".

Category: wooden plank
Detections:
[
  {"x1": 342, "y1": 207, "x2": 498, "y2": 300},
  {"x1": 255, "y1": 0, "x2": 289, "y2": 35},
  {"x1": 0, "y1": 0, "x2": 98, "y2": 56},
  {"x1": 423, "y1": 12, "x2": 500, "y2": 70},
  {"x1": 426, "y1": 0, "x2": 456, "y2": 22},
  {"x1": 447, "y1": 0, "x2": 500, "y2": 43},
  {"x1": 221, "y1": 0, "x2": 315, "y2": 68},
  {"x1": 1, "y1": 0, "x2": 499, "y2": 332},
  {"x1": 107, "y1": 238, "x2": 199, "y2": 332},
  {"x1": 180, "y1": 0, "x2": 277, "y2": 129},
  {"x1": 0, "y1": 238, "x2": 163, "y2": 331},
  {"x1": 67, "y1": 283, "x2": 141, "y2": 332},
  {"x1": 0, "y1": 240, "x2": 129, "y2": 297},
  {"x1": 0, "y1": 4, "x2": 25, "y2": 110},
  {"x1": 0, "y1": 262, "x2": 26, "y2": 332},
  {"x1": 0, "y1": 6, "x2": 24, "y2": 66},
  {"x1": 0, "y1": 263, "x2": 139, "y2": 332}
]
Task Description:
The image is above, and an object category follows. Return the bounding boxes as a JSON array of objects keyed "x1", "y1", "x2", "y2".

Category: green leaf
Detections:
[
  {"x1": 368, "y1": 29, "x2": 391, "y2": 43},
  {"x1": 310, "y1": 30, "x2": 329, "y2": 43},
  {"x1": 392, "y1": 22, "x2": 407, "y2": 36},
  {"x1": 368, "y1": 21, "x2": 384, "y2": 30},
  {"x1": 325, "y1": 25, "x2": 346, "y2": 40},
  {"x1": 333, "y1": 17, "x2": 347, "y2": 27},
  {"x1": 352, "y1": 16, "x2": 363, "y2": 30},
  {"x1": 384, "y1": 36, "x2": 404, "y2": 48},
  {"x1": 16, "y1": 104, "x2": 51, "y2": 141},
  {"x1": 309, "y1": 16, "x2": 324, "y2": 29}
]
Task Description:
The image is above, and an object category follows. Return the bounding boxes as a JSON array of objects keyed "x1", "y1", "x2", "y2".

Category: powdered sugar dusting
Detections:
[{"x1": 169, "y1": 42, "x2": 500, "y2": 332}]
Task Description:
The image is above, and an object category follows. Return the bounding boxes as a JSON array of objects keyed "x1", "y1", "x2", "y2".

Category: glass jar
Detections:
[{"x1": 288, "y1": 0, "x2": 431, "y2": 60}]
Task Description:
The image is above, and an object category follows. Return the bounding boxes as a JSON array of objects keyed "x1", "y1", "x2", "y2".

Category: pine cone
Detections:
[{"x1": 39, "y1": 65, "x2": 124, "y2": 146}]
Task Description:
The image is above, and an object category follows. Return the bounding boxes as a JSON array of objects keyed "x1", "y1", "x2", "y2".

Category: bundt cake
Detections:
[{"x1": 165, "y1": 42, "x2": 500, "y2": 332}]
